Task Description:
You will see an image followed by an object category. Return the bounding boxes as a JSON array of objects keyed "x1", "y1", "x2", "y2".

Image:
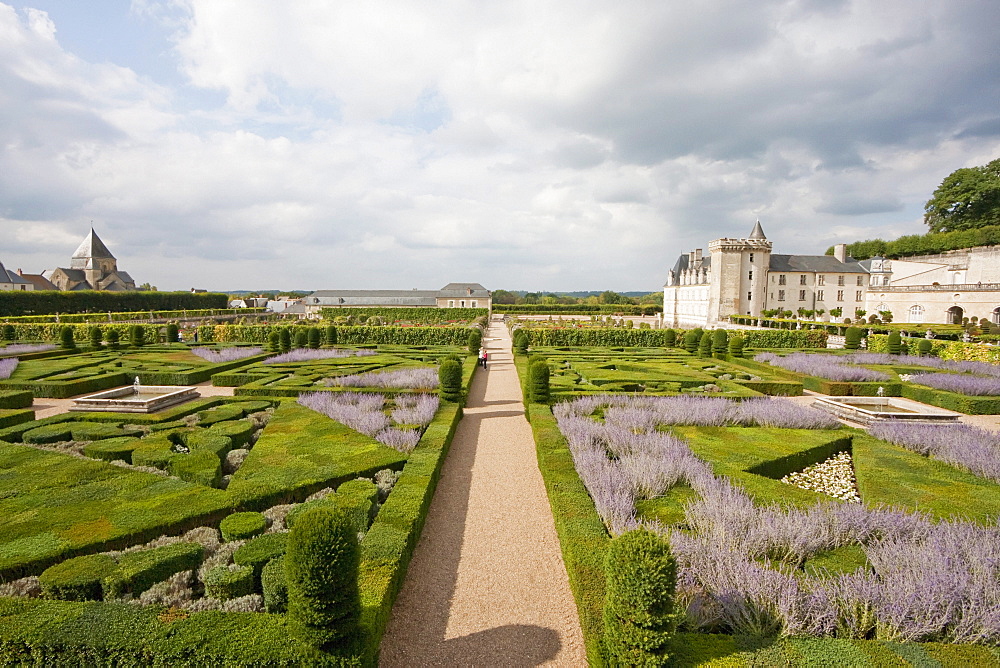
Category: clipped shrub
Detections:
[
  {"x1": 234, "y1": 532, "x2": 289, "y2": 586},
  {"x1": 131, "y1": 441, "x2": 176, "y2": 470},
  {"x1": 682, "y1": 330, "x2": 699, "y2": 353},
  {"x1": 70, "y1": 422, "x2": 139, "y2": 442},
  {"x1": 184, "y1": 431, "x2": 234, "y2": 458},
  {"x1": 663, "y1": 329, "x2": 676, "y2": 347},
  {"x1": 307, "y1": 327, "x2": 321, "y2": 350},
  {"x1": 59, "y1": 325, "x2": 76, "y2": 350},
  {"x1": 286, "y1": 506, "x2": 361, "y2": 649},
  {"x1": 698, "y1": 332, "x2": 712, "y2": 357},
  {"x1": 207, "y1": 420, "x2": 254, "y2": 449},
  {"x1": 603, "y1": 529, "x2": 681, "y2": 666},
  {"x1": 294, "y1": 329, "x2": 308, "y2": 349},
  {"x1": 170, "y1": 449, "x2": 223, "y2": 487},
  {"x1": 513, "y1": 330, "x2": 529, "y2": 355},
  {"x1": 918, "y1": 338, "x2": 933, "y2": 356},
  {"x1": 467, "y1": 328, "x2": 482, "y2": 354},
  {"x1": 129, "y1": 324, "x2": 145, "y2": 347},
  {"x1": 267, "y1": 329, "x2": 281, "y2": 353},
  {"x1": 1, "y1": 324, "x2": 13, "y2": 341},
  {"x1": 220, "y1": 511, "x2": 268, "y2": 542},
  {"x1": 438, "y1": 359, "x2": 463, "y2": 402},
  {"x1": 106, "y1": 542, "x2": 204, "y2": 598},
  {"x1": 728, "y1": 334, "x2": 745, "y2": 358},
  {"x1": 38, "y1": 554, "x2": 119, "y2": 601},
  {"x1": 887, "y1": 330, "x2": 902, "y2": 355},
  {"x1": 22, "y1": 423, "x2": 73, "y2": 444},
  {"x1": 285, "y1": 497, "x2": 340, "y2": 530},
  {"x1": 204, "y1": 564, "x2": 255, "y2": 600},
  {"x1": 262, "y1": 555, "x2": 288, "y2": 613},
  {"x1": 325, "y1": 325, "x2": 337, "y2": 345},
  {"x1": 166, "y1": 322, "x2": 179, "y2": 343},
  {"x1": 528, "y1": 359, "x2": 550, "y2": 404},
  {"x1": 712, "y1": 329, "x2": 728, "y2": 356},
  {"x1": 337, "y1": 479, "x2": 379, "y2": 531},
  {"x1": 82, "y1": 436, "x2": 140, "y2": 463},
  {"x1": 106, "y1": 328, "x2": 120, "y2": 349},
  {"x1": 845, "y1": 327, "x2": 862, "y2": 350},
  {"x1": 88, "y1": 325, "x2": 103, "y2": 349},
  {"x1": 196, "y1": 404, "x2": 245, "y2": 426},
  {"x1": 279, "y1": 328, "x2": 292, "y2": 353}
]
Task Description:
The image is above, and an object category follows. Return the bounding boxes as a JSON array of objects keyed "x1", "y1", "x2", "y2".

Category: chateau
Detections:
[
  {"x1": 47, "y1": 229, "x2": 137, "y2": 292},
  {"x1": 664, "y1": 221, "x2": 1000, "y2": 327}
]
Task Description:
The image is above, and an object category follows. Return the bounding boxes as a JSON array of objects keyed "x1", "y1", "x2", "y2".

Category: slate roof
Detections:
[
  {"x1": 71, "y1": 228, "x2": 116, "y2": 262},
  {"x1": 748, "y1": 220, "x2": 767, "y2": 240},
  {"x1": 768, "y1": 254, "x2": 868, "y2": 273},
  {"x1": 0, "y1": 262, "x2": 32, "y2": 286},
  {"x1": 307, "y1": 283, "x2": 489, "y2": 307},
  {"x1": 438, "y1": 283, "x2": 490, "y2": 298}
]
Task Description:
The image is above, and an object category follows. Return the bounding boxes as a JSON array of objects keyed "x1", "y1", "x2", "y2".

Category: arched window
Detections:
[
  {"x1": 908, "y1": 305, "x2": 924, "y2": 323},
  {"x1": 947, "y1": 306, "x2": 964, "y2": 324},
  {"x1": 993, "y1": 307, "x2": 1000, "y2": 325}
]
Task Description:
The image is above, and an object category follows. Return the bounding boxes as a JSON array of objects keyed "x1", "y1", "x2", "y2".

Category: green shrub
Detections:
[
  {"x1": 70, "y1": 422, "x2": 139, "y2": 442},
  {"x1": 59, "y1": 326, "x2": 75, "y2": 350},
  {"x1": 325, "y1": 325, "x2": 337, "y2": 345},
  {"x1": 337, "y1": 479, "x2": 379, "y2": 532},
  {"x1": 279, "y1": 328, "x2": 292, "y2": 353},
  {"x1": 286, "y1": 506, "x2": 361, "y2": 650},
  {"x1": 130, "y1": 439, "x2": 176, "y2": 470},
  {"x1": 266, "y1": 329, "x2": 280, "y2": 352},
  {"x1": 169, "y1": 449, "x2": 222, "y2": 487},
  {"x1": 22, "y1": 423, "x2": 73, "y2": 444},
  {"x1": 88, "y1": 326, "x2": 103, "y2": 348},
  {"x1": 728, "y1": 334, "x2": 745, "y2": 358},
  {"x1": 712, "y1": 329, "x2": 728, "y2": 356},
  {"x1": 528, "y1": 359, "x2": 551, "y2": 404},
  {"x1": 285, "y1": 498, "x2": 340, "y2": 530},
  {"x1": 106, "y1": 329, "x2": 120, "y2": 349},
  {"x1": 184, "y1": 431, "x2": 233, "y2": 458},
  {"x1": 663, "y1": 329, "x2": 676, "y2": 347},
  {"x1": 129, "y1": 325, "x2": 145, "y2": 347},
  {"x1": 207, "y1": 420, "x2": 254, "y2": 449},
  {"x1": 918, "y1": 338, "x2": 933, "y2": 356},
  {"x1": 467, "y1": 328, "x2": 482, "y2": 354},
  {"x1": 81, "y1": 437, "x2": 140, "y2": 463},
  {"x1": 438, "y1": 359, "x2": 463, "y2": 402},
  {"x1": 203, "y1": 564, "x2": 255, "y2": 600},
  {"x1": 106, "y1": 542, "x2": 204, "y2": 598},
  {"x1": 220, "y1": 512, "x2": 267, "y2": 542},
  {"x1": 887, "y1": 330, "x2": 902, "y2": 355},
  {"x1": 38, "y1": 554, "x2": 119, "y2": 601},
  {"x1": 698, "y1": 332, "x2": 712, "y2": 357},
  {"x1": 513, "y1": 330, "x2": 529, "y2": 355},
  {"x1": 262, "y1": 555, "x2": 288, "y2": 613},
  {"x1": 1, "y1": 324, "x2": 13, "y2": 340},
  {"x1": 0, "y1": 391, "x2": 32, "y2": 409},
  {"x1": 682, "y1": 330, "x2": 699, "y2": 353},
  {"x1": 603, "y1": 529, "x2": 681, "y2": 666},
  {"x1": 234, "y1": 533, "x2": 289, "y2": 587},
  {"x1": 294, "y1": 329, "x2": 308, "y2": 349},
  {"x1": 845, "y1": 327, "x2": 862, "y2": 350},
  {"x1": 307, "y1": 327, "x2": 321, "y2": 350},
  {"x1": 196, "y1": 404, "x2": 244, "y2": 426},
  {"x1": 166, "y1": 323, "x2": 179, "y2": 343}
]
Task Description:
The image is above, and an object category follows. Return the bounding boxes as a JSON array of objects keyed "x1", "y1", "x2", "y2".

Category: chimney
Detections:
[
  {"x1": 17, "y1": 269, "x2": 23, "y2": 275},
  {"x1": 693, "y1": 249, "x2": 702, "y2": 263},
  {"x1": 833, "y1": 244, "x2": 847, "y2": 263}
]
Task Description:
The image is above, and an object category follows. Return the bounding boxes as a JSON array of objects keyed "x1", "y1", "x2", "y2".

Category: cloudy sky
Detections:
[{"x1": 2, "y1": 1, "x2": 999, "y2": 292}]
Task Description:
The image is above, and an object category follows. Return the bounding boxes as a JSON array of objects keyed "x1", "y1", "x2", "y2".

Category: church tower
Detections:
[
  {"x1": 707, "y1": 220, "x2": 772, "y2": 323},
  {"x1": 70, "y1": 228, "x2": 119, "y2": 289}
]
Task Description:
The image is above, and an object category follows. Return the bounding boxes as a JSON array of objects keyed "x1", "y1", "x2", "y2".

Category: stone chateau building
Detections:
[
  {"x1": 47, "y1": 229, "x2": 137, "y2": 292},
  {"x1": 663, "y1": 221, "x2": 1000, "y2": 327},
  {"x1": 303, "y1": 283, "x2": 491, "y2": 317}
]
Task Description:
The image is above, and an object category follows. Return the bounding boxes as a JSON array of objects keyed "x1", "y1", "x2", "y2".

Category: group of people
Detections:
[{"x1": 478, "y1": 346, "x2": 488, "y2": 368}]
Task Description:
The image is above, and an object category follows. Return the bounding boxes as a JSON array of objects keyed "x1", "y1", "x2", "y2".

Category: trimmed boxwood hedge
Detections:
[
  {"x1": 901, "y1": 383, "x2": 1000, "y2": 415},
  {"x1": 81, "y1": 437, "x2": 140, "y2": 463},
  {"x1": 184, "y1": 431, "x2": 233, "y2": 459},
  {"x1": 220, "y1": 512, "x2": 267, "y2": 542},
  {"x1": 22, "y1": 423, "x2": 74, "y2": 444},
  {"x1": 170, "y1": 450, "x2": 223, "y2": 488},
  {"x1": 206, "y1": 420, "x2": 255, "y2": 448},
  {"x1": 196, "y1": 405, "x2": 245, "y2": 426},
  {"x1": 105, "y1": 542, "x2": 204, "y2": 598},
  {"x1": 69, "y1": 422, "x2": 141, "y2": 442},
  {"x1": 261, "y1": 554, "x2": 288, "y2": 613},
  {"x1": 0, "y1": 409, "x2": 34, "y2": 430},
  {"x1": 233, "y1": 532, "x2": 288, "y2": 588},
  {"x1": 38, "y1": 554, "x2": 119, "y2": 602},
  {"x1": 203, "y1": 564, "x2": 255, "y2": 600},
  {"x1": 0, "y1": 390, "x2": 32, "y2": 410}
]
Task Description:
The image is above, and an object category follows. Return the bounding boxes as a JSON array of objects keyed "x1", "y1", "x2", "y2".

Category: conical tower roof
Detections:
[
  {"x1": 71, "y1": 228, "x2": 115, "y2": 261},
  {"x1": 748, "y1": 219, "x2": 766, "y2": 240}
]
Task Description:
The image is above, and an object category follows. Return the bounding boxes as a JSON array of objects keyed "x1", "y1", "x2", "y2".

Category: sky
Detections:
[{"x1": 2, "y1": 1, "x2": 999, "y2": 293}]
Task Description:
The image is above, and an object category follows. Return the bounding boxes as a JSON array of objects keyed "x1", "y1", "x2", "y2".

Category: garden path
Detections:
[{"x1": 379, "y1": 320, "x2": 586, "y2": 667}]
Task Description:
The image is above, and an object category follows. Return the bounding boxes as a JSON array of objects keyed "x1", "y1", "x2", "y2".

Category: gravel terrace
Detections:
[{"x1": 379, "y1": 321, "x2": 586, "y2": 667}]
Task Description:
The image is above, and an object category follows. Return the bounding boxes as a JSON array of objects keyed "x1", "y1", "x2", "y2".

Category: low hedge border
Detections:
[
  {"x1": 0, "y1": 409, "x2": 34, "y2": 430},
  {"x1": 901, "y1": 384, "x2": 1000, "y2": 415},
  {"x1": 0, "y1": 390, "x2": 32, "y2": 409}
]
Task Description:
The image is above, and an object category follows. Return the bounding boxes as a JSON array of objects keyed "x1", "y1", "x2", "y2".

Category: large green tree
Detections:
[{"x1": 924, "y1": 158, "x2": 1000, "y2": 233}]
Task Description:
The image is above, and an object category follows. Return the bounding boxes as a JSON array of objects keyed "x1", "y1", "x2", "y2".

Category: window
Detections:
[
  {"x1": 778, "y1": 275, "x2": 786, "y2": 285},
  {"x1": 799, "y1": 290, "x2": 806, "y2": 301},
  {"x1": 471, "y1": 300, "x2": 477, "y2": 308},
  {"x1": 800, "y1": 275, "x2": 807, "y2": 285},
  {"x1": 837, "y1": 290, "x2": 844, "y2": 301},
  {"x1": 857, "y1": 276, "x2": 864, "y2": 286},
  {"x1": 747, "y1": 292, "x2": 752, "y2": 301},
  {"x1": 818, "y1": 275, "x2": 825, "y2": 286},
  {"x1": 778, "y1": 290, "x2": 785, "y2": 301},
  {"x1": 909, "y1": 305, "x2": 925, "y2": 324},
  {"x1": 855, "y1": 290, "x2": 863, "y2": 301},
  {"x1": 460, "y1": 300, "x2": 466, "y2": 307},
  {"x1": 448, "y1": 300, "x2": 455, "y2": 307},
  {"x1": 838, "y1": 275, "x2": 845, "y2": 286},
  {"x1": 748, "y1": 271, "x2": 753, "y2": 280},
  {"x1": 817, "y1": 290, "x2": 824, "y2": 301}
]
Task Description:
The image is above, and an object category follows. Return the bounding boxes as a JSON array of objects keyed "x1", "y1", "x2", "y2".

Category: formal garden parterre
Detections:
[
  {"x1": 515, "y1": 325, "x2": 1000, "y2": 665},
  {"x1": 0, "y1": 323, "x2": 479, "y2": 664}
]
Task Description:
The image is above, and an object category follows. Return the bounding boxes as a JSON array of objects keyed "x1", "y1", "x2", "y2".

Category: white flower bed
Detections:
[{"x1": 781, "y1": 451, "x2": 861, "y2": 503}]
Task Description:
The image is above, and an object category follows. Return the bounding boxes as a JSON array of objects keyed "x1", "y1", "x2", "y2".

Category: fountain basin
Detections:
[
  {"x1": 811, "y1": 396, "x2": 959, "y2": 425},
  {"x1": 71, "y1": 385, "x2": 199, "y2": 413}
]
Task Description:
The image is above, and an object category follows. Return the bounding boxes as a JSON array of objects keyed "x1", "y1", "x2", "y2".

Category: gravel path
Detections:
[{"x1": 379, "y1": 321, "x2": 586, "y2": 667}]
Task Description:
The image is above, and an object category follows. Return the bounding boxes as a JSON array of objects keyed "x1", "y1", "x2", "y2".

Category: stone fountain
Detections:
[{"x1": 71, "y1": 376, "x2": 199, "y2": 413}]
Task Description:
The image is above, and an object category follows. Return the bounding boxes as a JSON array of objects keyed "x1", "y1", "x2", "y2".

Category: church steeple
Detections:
[
  {"x1": 70, "y1": 228, "x2": 116, "y2": 268},
  {"x1": 748, "y1": 219, "x2": 767, "y2": 240}
]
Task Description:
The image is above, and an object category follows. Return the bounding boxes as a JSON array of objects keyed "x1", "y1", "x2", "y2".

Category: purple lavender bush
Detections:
[
  {"x1": 191, "y1": 347, "x2": 264, "y2": 363},
  {"x1": 907, "y1": 372, "x2": 1000, "y2": 396},
  {"x1": 755, "y1": 352, "x2": 890, "y2": 382},
  {"x1": 869, "y1": 421, "x2": 1000, "y2": 483},
  {"x1": 264, "y1": 348, "x2": 376, "y2": 364},
  {"x1": 325, "y1": 367, "x2": 438, "y2": 389},
  {"x1": 0, "y1": 344, "x2": 57, "y2": 356},
  {"x1": 298, "y1": 391, "x2": 438, "y2": 454},
  {"x1": 0, "y1": 358, "x2": 17, "y2": 380}
]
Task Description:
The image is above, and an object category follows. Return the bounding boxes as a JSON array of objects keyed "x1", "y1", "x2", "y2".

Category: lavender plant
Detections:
[
  {"x1": 298, "y1": 391, "x2": 438, "y2": 454},
  {"x1": 324, "y1": 367, "x2": 438, "y2": 389},
  {"x1": 907, "y1": 372, "x2": 1000, "y2": 396},
  {"x1": 263, "y1": 348, "x2": 376, "y2": 364},
  {"x1": 755, "y1": 352, "x2": 890, "y2": 382},
  {"x1": 0, "y1": 344, "x2": 57, "y2": 355},
  {"x1": 191, "y1": 347, "x2": 264, "y2": 363},
  {"x1": 0, "y1": 358, "x2": 17, "y2": 380},
  {"x1": 869, "y1": 421, "x2": 1000, "y2": 483}
]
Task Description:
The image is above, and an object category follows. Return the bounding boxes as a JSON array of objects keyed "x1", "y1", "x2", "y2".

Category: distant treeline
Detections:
[
  {"x1": 826, "y1": 224, "x2": 1000, "y2": 261},
  {"x1": 0, "y1": 291, "x2": 229, "y2": 317}
]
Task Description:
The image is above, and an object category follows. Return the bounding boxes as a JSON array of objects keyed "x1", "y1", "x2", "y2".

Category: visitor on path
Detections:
[{"x1": 479, "y1": 348, "x2": 488, "y2": 369}]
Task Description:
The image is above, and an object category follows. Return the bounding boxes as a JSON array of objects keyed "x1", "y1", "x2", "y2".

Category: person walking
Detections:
[{"x1": 479, "y1": 347, "x2": 488, "y2": 369}]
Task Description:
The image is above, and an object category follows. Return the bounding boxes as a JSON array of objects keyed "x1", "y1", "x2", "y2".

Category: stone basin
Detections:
[
  {"x1": 811, "y1": 396, "x2": 959, "y2": 426},
  {"x1": 71, "y1": 385, "x2": 199, "y2": 413}
]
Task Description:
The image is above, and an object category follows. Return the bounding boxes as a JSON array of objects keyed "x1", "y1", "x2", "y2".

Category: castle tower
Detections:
[
  {"x1": 70, "y1": 228, "x2": 119, "y2": 289},
  {"x1": 707, "y1": 220, "x2": 772, "y2": 323}
]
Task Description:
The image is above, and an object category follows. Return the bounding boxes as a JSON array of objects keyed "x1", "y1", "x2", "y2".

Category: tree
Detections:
[
  {"x1": 599, "y1": 290, "x2": 634, "y2": 305},
  {"x1": 924, "y1": 158, "x2": 1000, "y2": 233},
  {"x1": 490, "y1": 289, "x2": 518, "y2": 305}
]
